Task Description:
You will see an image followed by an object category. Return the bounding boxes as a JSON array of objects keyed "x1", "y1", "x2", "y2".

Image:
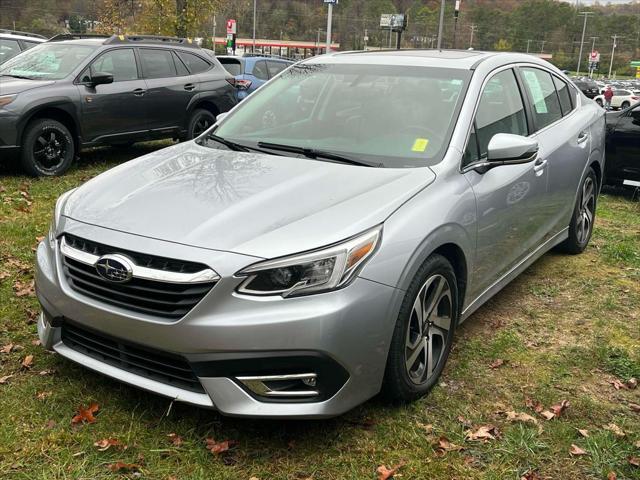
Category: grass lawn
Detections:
[{"x1": 0, "y1": 144, "x2": 639, "y2": 479}]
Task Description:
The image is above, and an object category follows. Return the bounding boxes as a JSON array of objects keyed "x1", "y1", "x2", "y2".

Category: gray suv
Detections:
[
  {"x1": 36, "y1": 50, "x2": 605, "y2": 418},
  {"x1": 0, "y1": 34, "x2": 237, "y2": 176}
]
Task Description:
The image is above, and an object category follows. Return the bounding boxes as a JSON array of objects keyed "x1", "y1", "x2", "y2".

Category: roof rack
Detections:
[
  {"x1": 105, "y1": 35, "x2": 200, "y2": 48},
  {"x1": 0, "y1": 28, "x2": 46, "y2": 39},
  {"x1": 243, "y1": 53, "x2": 295, "y2": 61},
  {"x1": 48, "y1": 33, "x2": 110, "y2": 42}
]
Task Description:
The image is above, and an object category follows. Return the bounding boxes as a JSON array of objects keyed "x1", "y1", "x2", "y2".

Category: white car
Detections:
[{"x1": 594, "y1": 89, "x2": 639, "y2": 110}]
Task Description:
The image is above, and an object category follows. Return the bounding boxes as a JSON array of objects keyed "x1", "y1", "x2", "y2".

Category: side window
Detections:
[
  {"x1": 89, "y1": 49, "x2": 138, "y2": 82},
  {"x1": 140, "y1": 48, "x2": 177, "y2": 79},
  {"x1": 177, "y1": 51, "x2": 210, "y2": 74},
  {"x1": 23, "y1": 40, "x2": 41, "y2": 50},
  {"x1": 553, "y1": 76, "x2": 573, "y2": 116},
  {"x1": 266, "y1": 60, "x2": 288, "y2": 77},
  {"x1": 0, "y1": 39, "x2": 21, "y2": 63},
  {"x1": 520, "y1": 67, "x2": 563, "y2": 130},
  {"x1": 171, "y1": 52, "x2": 189, "y2": 76},
  {"x1": 466, "y1": 69, "x2": 528, "y2": 164},
  {"x1": 252, "y1": 60, "x2": 269, "y2": 81}
]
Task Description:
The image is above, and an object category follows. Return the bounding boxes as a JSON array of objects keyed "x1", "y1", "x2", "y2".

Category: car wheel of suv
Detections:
[
  {"x1": 187, "y1": 109, "x2": 216, "y2": 140},
  {"x1": 21, "y1": 119, "x2": 74, "y2": 176},
  {"x1": 382, "y1": 254, "x2": 458, "y2": 402},
  {"x1": 621, "y1": 101, "x2": 630, "y2": 110},
  {"x1": 558, "y1": 167, "x2": 597, "y2": 254}
]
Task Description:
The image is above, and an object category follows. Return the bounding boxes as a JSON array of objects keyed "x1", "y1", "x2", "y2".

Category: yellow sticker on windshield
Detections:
[{"x1": 412, "y1": 138, "x2": 429, "y2": 153}]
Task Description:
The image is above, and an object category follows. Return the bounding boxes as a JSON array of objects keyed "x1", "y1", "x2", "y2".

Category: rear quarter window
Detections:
[
  {"x1": 219, "y1": 58, "x2": 242, "y2": 76},
  {"x1": 177, "y1": 51, "x2": 211, "y2": 74}
]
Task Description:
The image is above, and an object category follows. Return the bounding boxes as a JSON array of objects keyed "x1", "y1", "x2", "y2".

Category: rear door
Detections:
[
  {"x1": 248, "y1": 59, "x2": 269, "y2": 93},
  {"x1": 517, "y1": 66, "x2": 592, "y2": 236},
  {"x1": 77, "y1": 47, "x2": 149, "y2": 143},
  {"x1": 139, "y1": 48, "x2": 193, "y2": 132}
]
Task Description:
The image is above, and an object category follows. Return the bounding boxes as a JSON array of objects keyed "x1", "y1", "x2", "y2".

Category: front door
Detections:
[
  {"x1": 608, "y1": 104, "x2": 640, "y2": 182},
  {"x1": 78, "y1": 48, "x2": 148, "y2": 143},
  {"x1": 463, "y1": 68, "x2": 550, "y2": 299}
]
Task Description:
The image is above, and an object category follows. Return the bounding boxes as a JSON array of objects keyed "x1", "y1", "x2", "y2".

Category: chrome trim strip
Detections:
[
  {"x1": 236, "y1": 373, "x2": 319, "y2": 398},
  {"x1": 60, "y1": 237, "x2": 220, "y2": 284}
]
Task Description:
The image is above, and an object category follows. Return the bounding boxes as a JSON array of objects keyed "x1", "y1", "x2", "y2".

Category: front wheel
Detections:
[
  {"x1": 20, "y1": 119, "x2": 75, "y2": 176},
  {"x1": 382, "y1": 254, "x2": 458, "y2": 402},
  {"x1": 187, "y1": 109, "x2": 216, "y2": 140},
  {"x1": 558, "y1": 167, "x2": 597, "y2": 254}
]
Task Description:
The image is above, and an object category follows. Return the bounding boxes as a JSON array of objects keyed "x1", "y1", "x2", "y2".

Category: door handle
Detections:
[
  {"x1": 577, "y1": 131, "x2": 589, "y2": 144},
  {"x1": 184, "y1": 83, "x2": 196, "y2": 91},
  {"x1": 133, "y1": 88, "x2": 147, "y2": 96},
  {"x1": 533, "y1": 158, "x2": 548, "y2": 174}
]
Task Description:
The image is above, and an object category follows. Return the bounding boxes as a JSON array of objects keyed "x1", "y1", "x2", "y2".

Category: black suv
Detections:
[
  {"x1": 572, "y1": 79, "x2": 600, "y2": 99},
  {"x1": 0, "y1": 34, "x2": 237, "y2": 176}
]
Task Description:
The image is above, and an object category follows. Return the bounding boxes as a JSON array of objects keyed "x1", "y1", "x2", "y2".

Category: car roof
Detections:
[{"x1": 0, "y1": 32, "x2": 46, "y2": 43}]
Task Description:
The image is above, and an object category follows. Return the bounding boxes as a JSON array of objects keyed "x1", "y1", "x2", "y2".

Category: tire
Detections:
[
  {"x1": 20, "y1": 119, "x2": 74, "y2": 176},
  {"x1": 621, "y1": 101, "x2": 630, "y2": 110},
  {"x1": 187, "y1": 109, "x2": 216, "y2": 140},
  {"x1": 558, "y1": 167, "x2": 597, "y2": 254},
  {"x1": 382, "y1": 254, "x2": 459, "y2": 402}
]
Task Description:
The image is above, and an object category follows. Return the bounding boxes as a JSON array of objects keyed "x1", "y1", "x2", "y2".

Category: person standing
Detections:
[{"x1": 604, "y1": 86, "x2": 614, "y2": 111}]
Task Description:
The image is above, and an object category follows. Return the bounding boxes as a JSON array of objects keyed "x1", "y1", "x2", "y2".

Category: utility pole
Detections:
[
  {"x1": 212, "y1": 15, "x2": 216, "y2": 53},
  {"x1": 452, "y1": 0, "x2": 461, "y2": 49},
  {"x1": 540, "y1": 40, "x2": 547, "y2": 53},
  {"x1": 326, "y1": 1, "x2": 334, "y2": 54},
  {"x1": 609, "y1": 34, "x2": 621, "y2": 78},
  {"x1": 526, "y1": 39, "x2": 532, "y2": 53},
  {"x1": 576, "y1": 11, "x2": 593, "y2": 76},
  {"x1": 437, "y1": 0, "x2": 446, "y2": 49},
  {"x1": 252, "y1": 0, "x2": 257, "y2": 53},
  {"x1": 469, "y1": 24, "x2": 477, "y2": 49}
]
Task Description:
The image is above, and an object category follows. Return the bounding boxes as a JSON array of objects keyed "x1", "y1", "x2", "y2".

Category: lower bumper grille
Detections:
[{"x1": 61, "y1": 322, "x2": 205, "y2": 393}]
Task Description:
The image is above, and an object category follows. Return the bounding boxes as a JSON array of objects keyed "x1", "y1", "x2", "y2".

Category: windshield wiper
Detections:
[
  {"x1": 256, "y1": 142, "x2": 382, "y2": 168},
  {"x1": 202, "y1": 134, "x2": 252, "y2": 152}
]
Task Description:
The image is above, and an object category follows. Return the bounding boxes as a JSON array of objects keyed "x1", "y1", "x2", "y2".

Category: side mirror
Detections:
[
  {"x1": 487, "y1": 133, "x2": 539, "y2": 164},
  {"x1": 90, "y1": 72, "x2": 113, "y2": 87},
  {"x1": 215, "y1": 112, "x2": 229, "y2": 124}
]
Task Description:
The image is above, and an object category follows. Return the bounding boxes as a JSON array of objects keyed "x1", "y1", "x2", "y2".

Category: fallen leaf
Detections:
[
  {"x1": 489, "y1": 358, "x2": 505, "y2": 369},
  {"x1": 106, "y1": 462, "x2": 139, "y2": 473},
  {"x1": 465, "y1": 424, "x2": 499, "y2": 442},
  {"x1": 635, "y1": 440, "x2": 640, "y2": 448},
  {"x1": 167, "y1": 433, "x2": 183, "y2": 446},
  {"x1": 630, "y1": 403, "x2": 640, "y2": 413},
  {"x1": 436, "y1": 436, "x2": 464, "y2": 452},
  {"x1": 38, "y1": 369, "x2": 54, "y2": 376},
  {"x1": 627, "y1": 378, "x2": 638, "y2": 390},
  {"x1": 31, "y1": 339, "x2": 41, "y2": 346},
  {"x1": 550, "y1": 400, "x2": 569, "y2": 418},
  {"x1": 0, "y1": 343, "x2": 13, "y2": 353},
  {"x1": 416, "y1": 422, "x2": 433, "y2": 433},
  {"x1": 0, "y1": 271, "x2": 10, "y2": 281},
  {"x1": 520, "y1": 470, "x2": 543, "y2": 480},
  {"x1": 457, "y1": 415, "x2": 472, "y2": 428},
  {"x1": 577, "y1": 428, "x2": 589, "y2": 438},
  {"x1": 205, "y1": 438, "x2": 237, "y2": 455},
  {"x1": 604, "y1": 423, "x2": 625, "y2": 437},
  {"x1": 21, "y1": 354, "x2": 34, "y2": 369},
  {"x1": 94, "y1": 438, "x2": 123, "y2": 451},
  {"x1": 629, "y1": 457, "x2": 640, "y2": 467},
  {"x1": 14, "y1": 279, "x2": 35, "y2": 297},
  {"x1": 607, "y1": 472, "x2": 617, "y2": 480},
  {"x1": 609, "y1": 378, "x2": 627, "y2": 390},
  {"x1": 505, "y1": 411, "x2": 539, "y2": 425},
  {"x1": 569, "y1": 444, "x2": 588, "y2": 456},
  {"x1": 0, "y1": 374, "x2": 14, "y2": 384},
  {"x1": 36, "y1": 391, "x2": 52, "y2": 400},
  {"x1": 71, "y1": 402, "x2": 99, "y2": 424},
  {"x1": 525, "y1": 396, "x2": 544, "y2": 413},
  {"x1": 376, "y1": 461, "x2": 405, "y2": 480}
]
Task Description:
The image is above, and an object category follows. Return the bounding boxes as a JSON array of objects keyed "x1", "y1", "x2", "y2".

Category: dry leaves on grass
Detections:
[
  {"x1": 36, "y1": 391, "x2": 52, "y2": 400},
  {"x1": 1, "y1": 343, "x2": 14, "y2": 354},
  {"x1": 0, "y1": 374, "x2": 14, "y2": 384},
  {"x1": 167, "y1": 433, "x2": 183, "y2": 446},
  {"x1": 434, "y1": 436, "x2": 464, "y2": 456},
  {"x1": 489, "y1": 358, "x2": 505, "y2": 369},
  {"x1": 627, "y1": 378, "x2": 638, "y2": 390},
  {"x1": 604, "y1": 423, "x2": 626, "y2": 437},
  {"x1": 0, "y1": 271, "x2": 10, "y2": 281},
  {"x1": 520, "y1": 470, "x2": 543, "y2": 480},
  {"x1": 416, "y1": 422, "x2": 433, "y2": 433},
  {"x1": 569, "y1": 444, "x2": 588, "y2": 456},
  {"x1": 204, "y1": 438, "x2": 237, "y2": 455},
  {"x1": 106, "y1": 462, "x2": 140, "y2": 473},
  {"x1": 465, "y1": 424, "x2": 500, "y2": 442},
  {"x1": 577, "y1": 428, "x2": 589, "y2": 438},
  {"x1": 525, "y1": 396, "x2": 544, "y2": 413},
  {"x1": 14, "y1": 279, "x2": 35, "y2": 297},
  {"x1": 376, "y1": 461, "x2": 405, "y2": 480},
  {"x1": 629, "y1": 457, "x2": 640, "y2": 467},
  {"x1": 609, "y1": 378, "x2": 627, "y2": 390},
  {"x1": 94, "y1": 438, "x2": 125, "y2": 451},
  {"x1": 21, "y1": 354, "x2": 34, "y2": 369},
  {"x1": 71, "y1": 402, "x2": 99, "y2": 425},
  {"x1": 607, "y1": 472, "x2": 617, "y2": 480},
  {"x1": 630, "y1": 403, "x2": 640, "y2": 413}
]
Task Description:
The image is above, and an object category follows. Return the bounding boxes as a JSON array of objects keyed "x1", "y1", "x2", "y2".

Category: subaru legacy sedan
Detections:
[{"x1": 36, "y1": 50, "x2": 605, "y2": 418}]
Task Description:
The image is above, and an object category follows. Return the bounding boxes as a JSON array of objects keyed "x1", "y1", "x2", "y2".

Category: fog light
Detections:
[{"x1": 236, "y1": 373, "x2": 319, "y2": 398}]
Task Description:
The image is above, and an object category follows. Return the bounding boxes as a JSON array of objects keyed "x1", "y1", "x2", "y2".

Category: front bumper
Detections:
[{"x1": 36, "y1": 219, "x2": 399, "y2": 418}]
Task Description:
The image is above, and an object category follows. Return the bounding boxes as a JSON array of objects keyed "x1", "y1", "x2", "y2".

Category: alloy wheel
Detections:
[
  {"x1": 404, "y1": 274, "x2": 453, "y2": 385},
  {"x1": 576, "y1": 176, "x2": 595, "y2": 245},
  {"x1": 33, "y1": 128, "x2": 68, "y2": 173},
  {"x1": 193, "y1": 116, "x2": 212, "y2": 137}
]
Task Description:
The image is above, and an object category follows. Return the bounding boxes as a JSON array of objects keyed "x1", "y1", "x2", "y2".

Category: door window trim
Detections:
[
  {"x1": 175, "y1": 50, "x2": 212, "y2": 75},
  {"x1": 138, "y1": 47, "x2": 179, "y2": 79},
  {"x1": 516, "y1": 66, "x2": 567, "y2": 133},
  {"x1": 74, "y1": 47, "x2": 141, "y2": 85}
]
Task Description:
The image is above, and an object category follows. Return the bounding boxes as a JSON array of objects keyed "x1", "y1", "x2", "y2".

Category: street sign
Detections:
[
  {"x1": 589, "y1": 50, "x2": 600, "y2": 62},
  {"x1": 380, "y1": 13, "x2": 407, "y2": 31},
  {"x1": 226, "y1": 19, "x2": 236, "y2": 35},
  {"x1": 323, "y1": 0, "x2": 338, "y2": 3}
]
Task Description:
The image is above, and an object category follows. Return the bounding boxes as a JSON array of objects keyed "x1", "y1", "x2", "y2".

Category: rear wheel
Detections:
[
  {"x1": 20, "y1": 119, "x2": 74, "y2": 176},
  {"x1": 382, "y1": 254, "x2": 458, "y2": 402},
  {"x1": 558, "y1": 167, "x2": 597, "y2": 254},
  {"x1": 621, "y1": 101, "x2": 631, "y2": 110},
  {"x1": 187, "y1": 109, "x2": 216, "y2": 140}
]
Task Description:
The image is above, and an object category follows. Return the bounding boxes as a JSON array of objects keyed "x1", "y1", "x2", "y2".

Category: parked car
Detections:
[
  {"x1": 594, "y1": 89, "x2": 639, "y2": 110},
  {"x1": 0, "y1": 29, "x2": 45, "y2": 64},
  {"x1": 604, "y1": 102, "x2": 640, "y2": 185},
  {"x1": 217, "y1": 54, "x2": 294, "y2": 100},
  {"x1": 0, "y1": 34, "x2": 237, "y2": 176},
  {"x1": 573, "y1": 79, "x2": 600, "y2": 99},
  {"x1": 36, "y1": 50, "x2": 605, "y2": 418}
]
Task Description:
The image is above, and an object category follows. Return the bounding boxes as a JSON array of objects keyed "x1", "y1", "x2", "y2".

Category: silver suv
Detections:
[
  {"x1": 0, "y1": 29, "x2": 45, "y2": 64},
  {"x1": 37, "y1": 50, "x2": 605, "y2": 418}
]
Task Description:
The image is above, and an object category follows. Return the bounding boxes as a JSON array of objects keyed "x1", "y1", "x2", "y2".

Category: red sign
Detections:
[
  {"x1": 226, "y1": 19, "x2": 236, "y2": 35},
  {"x1": 590, "y1": 50, "x2": 600, "y2": 62}
]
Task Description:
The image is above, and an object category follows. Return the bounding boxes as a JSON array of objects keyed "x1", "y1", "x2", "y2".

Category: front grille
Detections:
[
  {"x1": 61, "y1": 235, "x2": 217, "y2": 320},
  {"x1": 61, "y1": 322, "x2": 205, "y2": 393}
]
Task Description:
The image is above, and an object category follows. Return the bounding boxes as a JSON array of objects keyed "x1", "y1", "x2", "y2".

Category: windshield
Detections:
[
  {"x1": 0, "y1": 43, "x2": 96, "y2": 80},
  {"x1": 210, "y1": 62, "x2": 471, "y2": 168}
]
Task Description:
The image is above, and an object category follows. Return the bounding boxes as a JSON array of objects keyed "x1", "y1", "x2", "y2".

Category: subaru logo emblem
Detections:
[{"x1": 95, "y1": 254, "x2": 134, "y2": 283}]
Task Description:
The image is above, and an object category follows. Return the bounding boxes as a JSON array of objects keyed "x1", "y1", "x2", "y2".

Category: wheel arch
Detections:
[{"x1": 19, "y1": 103, "x2": 80, "y2": 154}]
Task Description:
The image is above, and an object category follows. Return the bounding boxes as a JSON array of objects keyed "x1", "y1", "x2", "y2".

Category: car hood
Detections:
[
  {"x1": 0, "y1": 77, "x2": 55, "y2": 95},
  {"x1": 63, "y1": 142, "x2": 436, "y2": 259}
]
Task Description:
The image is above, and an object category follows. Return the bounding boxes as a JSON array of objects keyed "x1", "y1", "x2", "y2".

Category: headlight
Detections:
[
  {"x1": 0, "y1": 95, "x2": 16, "y2": 108},
  {"x1": 236, "y1": 226, "x2": 382, "y2": 297},
  {"x1": 48, "y1": 189, "x2": 76, "y2": 247}
]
